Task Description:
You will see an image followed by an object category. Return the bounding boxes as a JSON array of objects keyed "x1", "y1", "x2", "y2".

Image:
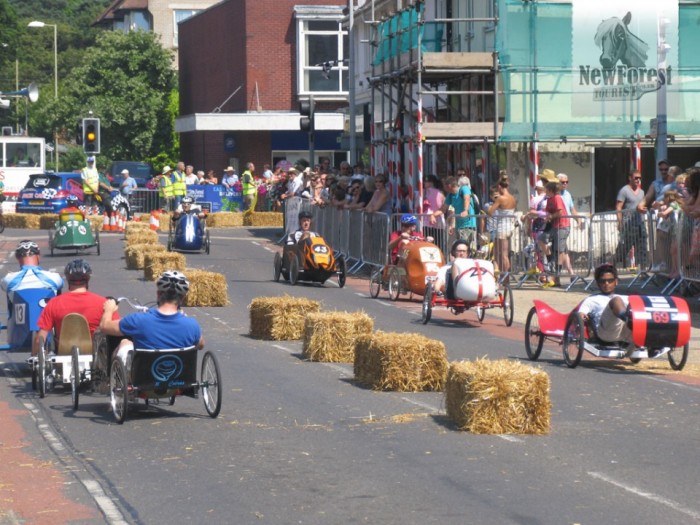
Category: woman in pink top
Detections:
[
  {"x1": 538, "y1": 181, "x2": 572, "y2": 286},
  {"x1": 423, "y1": 175, "x2": 446, "y2": 249}
]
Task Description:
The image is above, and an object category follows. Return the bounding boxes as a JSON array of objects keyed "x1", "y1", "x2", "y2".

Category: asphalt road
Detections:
[{"x1": 1, "y1": 227, "x2": 700, "y2": 525}]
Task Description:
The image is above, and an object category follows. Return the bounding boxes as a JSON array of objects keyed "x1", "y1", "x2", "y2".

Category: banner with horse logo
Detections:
[{"x1": 572, "y1": 0, "x2": 679, "y2": 118}]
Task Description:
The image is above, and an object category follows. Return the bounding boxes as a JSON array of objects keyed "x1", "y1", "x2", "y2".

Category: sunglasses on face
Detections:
[
  {"x1": 560, "y1": 181, "x2": 569, "y2": 184},
  {"x1": 633, "y1": 177, "x2": 641, "y2": 181}
]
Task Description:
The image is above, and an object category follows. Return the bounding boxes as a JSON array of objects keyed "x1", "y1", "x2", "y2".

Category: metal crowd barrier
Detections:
[
  {"x1": 674, "y1": 213, "x2": 700, "y2": 295},
  {"x1": 128, "y1": 188, "x2": 162, "y2": 214}
]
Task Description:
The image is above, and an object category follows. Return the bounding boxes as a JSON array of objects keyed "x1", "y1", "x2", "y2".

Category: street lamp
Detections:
[{"x1": 28, "y1": 20, "x2": 59, "y2": 171}]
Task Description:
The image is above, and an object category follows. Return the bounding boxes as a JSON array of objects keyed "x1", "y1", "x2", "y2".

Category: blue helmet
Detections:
[
  {"x1": 400, "y1": 214, "x2": 417, "y2": 226},
  {"x1": 66, "y1": 194, "x2": 79, "y2": 205}
]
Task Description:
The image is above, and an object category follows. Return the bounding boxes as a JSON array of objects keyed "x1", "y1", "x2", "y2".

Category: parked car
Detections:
[
  {"x1": 16, "y1": 172, "x2": 84, "y2": 214},
  {"x1": 108, "y1": 161, "x2": 153, "y2": 188}
]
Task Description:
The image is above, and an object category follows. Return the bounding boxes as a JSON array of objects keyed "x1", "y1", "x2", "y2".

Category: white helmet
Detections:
[{"x1": 156, "y1": 270, "x2": 190, "y2": 298}]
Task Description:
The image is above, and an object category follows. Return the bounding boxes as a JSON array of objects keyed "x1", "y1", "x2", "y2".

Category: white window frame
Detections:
[
  {"x1": 295, "y1": 8, "x2": 348, "y2": 98},
  {"x1": 173, "y1": 9, "x2": 200, "y2": 47}
]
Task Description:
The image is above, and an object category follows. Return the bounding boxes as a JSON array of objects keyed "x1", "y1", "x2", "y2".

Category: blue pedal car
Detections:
[{"x1": 167, "y1": 213, "x2": 210, "y2": 254}]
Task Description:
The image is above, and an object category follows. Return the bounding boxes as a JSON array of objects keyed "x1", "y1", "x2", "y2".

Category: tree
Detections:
[{"x1": 34, "y1": 30, "x2": 177, "y2": 167}]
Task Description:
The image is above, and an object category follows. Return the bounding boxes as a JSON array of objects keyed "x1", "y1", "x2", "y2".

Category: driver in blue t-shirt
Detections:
[{"x1": 99, "y1": 271, "x2": 204, "y2": 365}]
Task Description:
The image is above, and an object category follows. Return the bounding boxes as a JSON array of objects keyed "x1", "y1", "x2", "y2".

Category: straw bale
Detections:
[
  {"x1": 2, "y1": 213, "x2": 41, "y2": 229},
  {"x1": 249, "y1": 296, "x2": 320, "y2": 340},
  {"x1": 302, "y1": 311, "x2": 374, "y2": 362},
  {"x1": 243, "y1": 212, "x2": 283, "y2": 227},
  {"x1": 125, "y1": 230, "x2": 159, "y2": 247},
  {"x1": 39, "y1": 214, "x2": 59, "y2": 229},
  {"x1": 88, "y1": 215, "x2": 103, "y2": 232},
  {"x1": 445, "y1": 359, "x2": 551, "y2": 435},
  {"x1": 124, "y1": 221, "x2": 150, "y2": 234},
  {"x1": 182, "y1": 268, "x2": 228, "y2": 307},
  {"x1": 144, "y1": 252, "x2": 186, "y2": 281},
  {"x1": 207, "y1": 212, "x2": 243, "y2": 228},
  {"x1": 353, "y1": 331, "x2": 448, "y2": 392},
  {"x1": 125, "y1": 243, "x2": 166, "y2": 270}
]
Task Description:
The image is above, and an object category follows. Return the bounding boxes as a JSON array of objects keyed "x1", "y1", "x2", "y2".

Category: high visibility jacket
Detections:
[
  {"x1": 172, "y1": 171, "x2": 187, "y2": 196},
  {"x1": 159, "y1": 175, "x2": 174, "y2": 198},
  {"x1": 242, "y1": 170, "x2": 256, "y2": 196},
  {"x1": 81, "y1": 167, "x2": 99, "y2": 195}
]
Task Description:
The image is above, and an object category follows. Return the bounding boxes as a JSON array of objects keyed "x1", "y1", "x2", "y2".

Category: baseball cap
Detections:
[
  {"x1": 87, "y1": 156, "x2": 95, "y2": 163},
  {"x1": 121, "y1": 169, "x2": 129, "y2": 175}
]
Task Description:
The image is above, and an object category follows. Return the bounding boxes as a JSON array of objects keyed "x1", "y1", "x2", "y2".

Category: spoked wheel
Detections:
[
  {"x1": 524, "y1": 306, "x2": 544, "y2": 361},
  {"x1": 388, "y1": 268, "x2": 401, "y2": 301},
  {"x1": 336, "y1": 256, "x2": 347, "y2": 288},
  {"x1": 421, "y1": 283, "x2": 433, "y2": 324},
  {"x1": 205, "y1": 230, "x2": 211, "y2": 254},
  {"x1": 289, "y1": 256, "x2": 299, "y2": 285},
  {"x1": 501, "y1": 285, "x2": 514, "y2": 327},
  {"x1": 668, "y1": 343, "x2": 689, "y2": 371},
  {"x1": 562, "y1": 313, "x2": 585, "y2": 368},
  {"x1": 475, "y1": 305, "x2": 486, "y2": 323},
  {"x1": 168, "y1": 396, "x2": 176, "y2": 406},
  {"x1": 110, "y1": 359, "x2": 129, "y2": 424},
  {"x1": 369, "y1": 269, "x2": 382, "y2": 298},
  {"x1": 95, "y1": 229, "x2": 101, "y2": 256},
  {"x1": 37, "y1": 338, "x2": 47, "y2": 399},
  {"x1": 273, "y1": 252, "x2": 282, "y2": 282},
  {"x1": 48, "y1": 230, "x2": 55, "y2": 257},
  {"x1": 71, "y1": 346, "x2": 80, "y2": 410},
  {"x1": 201, "y1": 351, "x2": 222, "y2": 418}
]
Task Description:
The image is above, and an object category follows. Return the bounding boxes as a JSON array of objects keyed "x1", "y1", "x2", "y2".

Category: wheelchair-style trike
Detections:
[
  {"x1": 48, "y1": 215, "x2": 100, "y2": 256},
  {"x1": 1, "y1": 287, "x2": 56, "y2": 351},
  {"x1": 524, "y1": 295, "x2": 690, "y2": 370},
  {"x1": 274, "y1": 235, "x2": 346, "y2": 287},
  {"x1": 167, "y1": 212, "x2": 211, "y2": 254},
  {"x1": 369, "y1": 239, "x2": 444, "y2": 301},
  {"x1": 420, "y1": 257, "x2": 514, "y2": 327}
]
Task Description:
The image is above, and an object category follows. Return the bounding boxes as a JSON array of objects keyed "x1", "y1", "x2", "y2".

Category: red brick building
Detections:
[{"x1": 177, "y1": 0, "x2": 349, "y2": 174}]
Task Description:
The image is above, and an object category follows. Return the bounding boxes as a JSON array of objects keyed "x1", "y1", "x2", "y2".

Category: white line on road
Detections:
[
  {"x1": 588, "y1": 471, "x2": 700, "y2": 520},
  {"x1": 272, "y1": 344, "x2": 292, "y2": 353},
  {"x1": 399, "y1": 396, "x2": 441, "y2": 413}
]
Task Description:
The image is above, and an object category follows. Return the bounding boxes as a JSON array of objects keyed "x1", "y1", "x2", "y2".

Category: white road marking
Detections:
[
  {"x1": 272, "y1": 344, "x2": 292, "y2": 353},
  {"x1": 399, "y1": 396, "x2": 441, "y2": 413},
  {"x1": 588, "y1": 471, "x2": 700, "y2": 520},
  {"x1": 498, "y1": 435, "x2": 523, "y2": 443}
]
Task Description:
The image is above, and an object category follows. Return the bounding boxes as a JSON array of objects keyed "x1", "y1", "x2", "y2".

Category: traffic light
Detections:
[
  {"x1": 299, "y1": 96, "x2": 315, "y2": 132},
  {"x1": 82, "y1": 118, "x2": 100, "y2": 154}
]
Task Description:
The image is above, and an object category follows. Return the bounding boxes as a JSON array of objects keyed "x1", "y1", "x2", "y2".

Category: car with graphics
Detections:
[{"x1": 15, "y1": 172, "x2": 83, "y2": 214}]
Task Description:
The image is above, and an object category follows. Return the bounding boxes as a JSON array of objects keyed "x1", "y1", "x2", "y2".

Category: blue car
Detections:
[{"x1": 16, "y1": 172, "x2": 84, "y2": 214}]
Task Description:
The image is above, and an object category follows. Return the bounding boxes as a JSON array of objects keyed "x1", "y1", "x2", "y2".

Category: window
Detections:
[
  {"x1": 174, "y1": 10, "x2": 200, "y2": 47},
  {"x1": 122, "y1": 11, "x2": 152, "y2": 33},
  {"x1": 297, "y1": 17, "x2": 348, "y2": 95}
]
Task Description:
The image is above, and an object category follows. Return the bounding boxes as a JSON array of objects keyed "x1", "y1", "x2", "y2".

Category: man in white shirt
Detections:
[
  {"x1": 184, "y1": 165, "x2": 199, "y2": 185},
  {"x1": 577, "y1": 263, "x2": 631, "y2": 345}
]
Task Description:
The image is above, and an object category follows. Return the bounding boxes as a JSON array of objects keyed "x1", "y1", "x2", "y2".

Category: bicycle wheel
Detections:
[
  {"x1": 562, "y1": 313, "x2": 585, "y2": 368},
  {"x1": 369, "y1": 269, "x2": 382, "y2": 298},
  {"x1": 668, "y1": 343, "x2": 689, "y2": 371},
  {"x1": 336, "y1": 256, "x2": 347, "y2": 288},
  {"x1": 38, "y1": 341, "x2": 47, "y2": 399},
  {"x1": 110, "y1": 359, "x2": 128, "y2": 424},
  {"x1": 388, "y1": 268, "x2": 401, "y2": 301},
  {"x1": 201, "y1": 351, "x2": 222, "y2": 418},
  {"x1": 289, "y1": 256, "x2": 299, "y2": 285},
  {"x1": 421, "y1": 283, "x2": 433, "y2": 324},
  {"x1": 524, "y1": 306, "x2": 544, "y2": 361},
  {"x1": 475, "y1": 305, "x2": 486, "y2": 323},
  {"x1": 273, "y1": 252, "x2": 282, "y2": 282},
  {"x1": 71, "y1": 346, "x2": 80, "y2": 410},
  {"x1": 502, "y1": 285, "x2": 514, "y2": 327}
]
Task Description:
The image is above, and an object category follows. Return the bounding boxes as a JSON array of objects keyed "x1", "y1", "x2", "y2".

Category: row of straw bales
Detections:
[{"x1": 248, "y1": 295, "x2": 550, "y2": 434}]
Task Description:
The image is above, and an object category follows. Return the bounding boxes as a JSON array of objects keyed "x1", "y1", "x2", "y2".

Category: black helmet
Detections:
[
  {"x1": 65, "y1": 259, "x2": 92, "y2": 281},
  {"x1": 15, "y1": 240, "x2": 40, "y2": 258},
  {"x1": 298, "y1": 210, "x2": 313, "y2": 220},
  {"x1": 156, "y1": 270, "x2": 190, "y2": 298}
]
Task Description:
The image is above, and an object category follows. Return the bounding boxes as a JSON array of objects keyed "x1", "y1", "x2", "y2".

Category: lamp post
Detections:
[{"x1": 28, "y1": 21, "x2": 59, "y2": 171}]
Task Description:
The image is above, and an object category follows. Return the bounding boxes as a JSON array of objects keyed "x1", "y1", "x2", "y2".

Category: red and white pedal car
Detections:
[
  {"x1": 524, "y1": 295, "x2": 690, "y2": 370},
  {"x1": 421, "y1": 258, "x2": 514, "y2": 326}
]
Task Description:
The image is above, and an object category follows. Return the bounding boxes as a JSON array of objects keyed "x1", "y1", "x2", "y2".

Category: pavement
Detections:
[{"x1": 509, "y1": 273, "x2": 700, "y2": 365}]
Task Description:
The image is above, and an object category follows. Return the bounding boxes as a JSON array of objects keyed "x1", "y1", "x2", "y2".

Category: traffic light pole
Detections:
[{"x1": 308, "y1": 131, "x2": 315, "y2": 170}]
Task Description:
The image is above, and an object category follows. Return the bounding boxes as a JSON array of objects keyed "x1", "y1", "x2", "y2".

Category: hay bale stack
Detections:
[
  {"x1": 89, "y1": 215, "x2": 103, "y2": 232},
  {"x1": 243, "y1": 212, "x2": 283, "y2": 227},
  {"x1": 143, "y1": 252, "x2": 186, "y2": 280},
  {"x1": 207, "y1": 212, "x2": 243, "y2": 228},
  {"x1": 125, "y1": 230, "x2": 159, "y2": 247},
  {"x1": 125, "y1": 243, "x2": 166, "y2": 270},
  {"x1": 3, "y1": 213, "x2": 41, "y2": 229},
  {"x1": 39, "y1": 214, "x2": 59, "y2": 229},
  {"x1": 249, "y1": 296, "x2": 320, "y2": 340},
  {"x1": 445, "y1": 359, "x2": 551, "y2": 435},
  {"x1": 302, "y1": 311, "x2": 374, "y2": 362},
  {"x1": 182, "y1": 268, "x2": 228, "y2": 307},
  {"x1": 124, "y1": 221, "x2": 150, "y2": 234},
  {"x1": 354, "y1": 331, "x2": 447, "y2": 392}
]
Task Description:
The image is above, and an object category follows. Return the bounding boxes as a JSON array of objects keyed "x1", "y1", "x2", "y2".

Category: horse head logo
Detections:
[{"x1": 594, "y1": 11, "x2": 648, "y2": 69}]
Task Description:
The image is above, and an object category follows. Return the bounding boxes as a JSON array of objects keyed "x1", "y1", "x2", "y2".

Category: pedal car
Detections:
[
  {"x1": 369, "y1": 240, "x2": 445, "y2": 300},
  {"x1": 29, "y1": 313, "x2": 93, "y2": 409},
  {"x1": 1, "y1": 287, "x2": 56, "y2": 350},
  {"x1": 420, "y1": 258, "x2": 514, "y2": 326},
  {"x1": 48, "y1": 208, "x2": 100, "y2": 256},
  {"x1": 167, "y1": 213, "x2": 210, "y2": 254},
  {"x1": 274, "y1": 235, "x2": 346, "y2": 287},
  {"x1": 105, "y1": 298, "x2": 222, "y2": 423},
  {"x1": 524, "y1": 295, "x2": 690, "y2": 370}
]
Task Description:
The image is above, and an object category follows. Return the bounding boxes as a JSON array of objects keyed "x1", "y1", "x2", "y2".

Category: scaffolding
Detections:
[{"x1": 367, "y1": 0, "x2": 500, "y2": 210}]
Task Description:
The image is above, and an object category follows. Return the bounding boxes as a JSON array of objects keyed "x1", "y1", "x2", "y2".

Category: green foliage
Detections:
[{"x1": 60, "y1": 144, "x2": 93, "y2": 173}]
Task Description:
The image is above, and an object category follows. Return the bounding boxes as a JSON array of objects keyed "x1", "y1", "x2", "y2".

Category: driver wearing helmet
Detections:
[
  {"x1": 286, "y1": 210, "x2": 318, "y2": 245},
  {"x1": 172, "y1": 195, "x2": 205, "y2": 221},
  {"x1": 59, "y1": 195, "x2": 86, "y2": 223},
  {"x1": 33, "y1": 259, "x2": 118, "y2": 356},
  {"x1": 100, "y1": 270, "x2": 204, "y2": 364},
  {"x1": 1, "y1": 240, "x2": 63, "y2": 304},
  {"x1": 387, "y1": 214, "x2": 434, "y2": 264}
]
